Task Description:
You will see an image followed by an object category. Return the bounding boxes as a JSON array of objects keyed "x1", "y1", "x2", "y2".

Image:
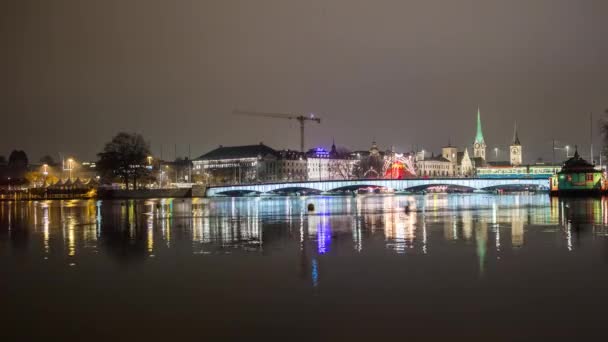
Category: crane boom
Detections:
[{"x1": 232, "y1": 109, "x2": 321, "y2": 152}]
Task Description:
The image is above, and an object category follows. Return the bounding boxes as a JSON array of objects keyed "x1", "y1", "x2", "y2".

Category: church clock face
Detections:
[
  {"x1": 474, "y1": 143, "x2": 480, "y2": 149},
  {"x1": 511, "y1": 147, "x2": 519, "y2": 155}
]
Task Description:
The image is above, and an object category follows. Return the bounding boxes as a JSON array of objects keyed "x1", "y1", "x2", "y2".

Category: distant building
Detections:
[
  {"x1": 458, "y1": 148, "x2": 474, "y2": 176},
  {"x1": 306, "y1": 141, "x2": 355, "y2": 181},
  {"x1": 192, "y1": 143, "x2": 279, "y2": 184},
  {"x1": 416, "y1": 152, "x2": 456, "y2": 177},
  {"x1": 276, "y1": 150, "x2": 308, "y2": 181}
]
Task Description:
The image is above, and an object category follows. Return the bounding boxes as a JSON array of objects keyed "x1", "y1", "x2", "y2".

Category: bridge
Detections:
[{"x1": 205, "y1": 177, "x2": 550, "y2": 197}]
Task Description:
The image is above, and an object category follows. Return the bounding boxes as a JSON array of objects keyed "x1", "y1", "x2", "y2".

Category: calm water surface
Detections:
[{"x1": 2, "y1": 194, "x2": 608, "y2": 340}]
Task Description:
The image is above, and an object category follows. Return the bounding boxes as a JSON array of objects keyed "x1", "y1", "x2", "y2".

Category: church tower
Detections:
[
  {"x1": 473, "y1": 107, "x2": 487, "y2": 160},
  {"x1": 510, "y1": 122, "x2": 522, "y2": 166}
]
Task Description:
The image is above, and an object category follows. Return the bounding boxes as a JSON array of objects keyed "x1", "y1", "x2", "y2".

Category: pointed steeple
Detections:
[
  {"x1": 475, "y1": 107, "x2": 485, "y2": 144},
  {"x1": 329, "y1": 138, "x2": 338, "y2": 157},
  {"x1": 512, "y1": 122, "x2": 521, "y2": 145}
]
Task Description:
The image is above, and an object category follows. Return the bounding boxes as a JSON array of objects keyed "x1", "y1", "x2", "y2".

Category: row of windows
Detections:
[{"x1": 420, "y1": 164, "x2": 453, "y2": 170}]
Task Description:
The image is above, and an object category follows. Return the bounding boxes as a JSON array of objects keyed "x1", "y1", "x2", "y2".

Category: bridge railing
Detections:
[{"x1": 205, "y1": 176, "x2": 489, "y2": 188}]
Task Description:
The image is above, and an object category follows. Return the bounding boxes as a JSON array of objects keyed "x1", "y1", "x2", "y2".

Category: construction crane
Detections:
[{"x1": 233, "y1": 110, "x2": 321, "y2": 152}]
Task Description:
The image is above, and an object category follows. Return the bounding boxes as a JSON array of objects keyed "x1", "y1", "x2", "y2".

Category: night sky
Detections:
[{"x1": 2, "y1": 0, "x2": 608, "y2": 163}]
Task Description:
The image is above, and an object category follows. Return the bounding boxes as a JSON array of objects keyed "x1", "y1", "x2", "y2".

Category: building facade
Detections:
[
  {"x1": 192, "y1": 143, "x2": 279, "y2": 184},
  {"x1": 306, "y1": 142, "x2": 355, "y2": 181},
  {"x1": 416, "y1": 152, "x2": 456, "y2": 177},
  {"x1": 550, "y1": 149, "x2": 606, "y2": 193}
]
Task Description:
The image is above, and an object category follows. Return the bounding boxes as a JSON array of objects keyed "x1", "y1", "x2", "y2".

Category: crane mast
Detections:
[{"x1": 233, "y1": 110, "x2": 321, "y2": 152}]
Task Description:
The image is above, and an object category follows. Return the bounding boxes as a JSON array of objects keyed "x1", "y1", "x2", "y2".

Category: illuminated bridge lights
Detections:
[{"x1": 206, "y1": 178, "x2": 550, "y2": 197}]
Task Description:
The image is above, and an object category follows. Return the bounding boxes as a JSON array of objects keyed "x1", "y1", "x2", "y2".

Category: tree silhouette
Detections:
[
  {"x1": 39, "y1": 155, "x2": 57, "y2": 166},
  {"x1": 97, "y1": 132, "x2": 151, "y2": 190},
  {"x1": 8, "y1": 150, "x2": 28, "y2": 168}
]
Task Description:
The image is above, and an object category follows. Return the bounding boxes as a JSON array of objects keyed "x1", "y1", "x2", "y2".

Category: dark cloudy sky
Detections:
[{"x1": 2, "y1": 0, "x2": 608, "y2": 163}]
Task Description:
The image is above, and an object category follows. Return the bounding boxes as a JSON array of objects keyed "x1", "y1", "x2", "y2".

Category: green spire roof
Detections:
[{"x1": 475, "y1": 107, "x2": 485, "y2": 144}]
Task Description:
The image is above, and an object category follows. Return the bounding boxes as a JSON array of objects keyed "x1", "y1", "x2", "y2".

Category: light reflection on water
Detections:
[
  {"x1": 3, "y1": 194, "x2": 608, "y2": 339},
  {"x1": 1, "y1": 194, "x2": 607, "y2": 261}
]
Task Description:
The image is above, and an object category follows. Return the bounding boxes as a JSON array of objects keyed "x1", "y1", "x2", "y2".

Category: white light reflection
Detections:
[
  {"x1": 42, "y1": 203, "x2": 50, "y2": 254},
  {"x1": 566, "y1": 221, "x2": 573, "y2": 252}
]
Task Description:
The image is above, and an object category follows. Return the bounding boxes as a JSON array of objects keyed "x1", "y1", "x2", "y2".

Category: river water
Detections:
[{"x1": 2, "y1": 194, "x2": 608, "y2": 340}]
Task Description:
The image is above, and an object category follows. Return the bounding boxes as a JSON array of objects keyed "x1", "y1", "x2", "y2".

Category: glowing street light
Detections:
[
  {"x1": 565, "y1": 145, "x2": 570, "y2": 158},
  {"x1": 67, "y1": 158, "x2": 74, "y2": 180},
  {"x1": 494, "y1": 147, "x2": 499, "y2": 159},
  {"x1": 42, "y1": 164, "x2": 48, "y2": 176},
  {"x1": 147, "y1": 156, "x2": 153, "y2": 165}
]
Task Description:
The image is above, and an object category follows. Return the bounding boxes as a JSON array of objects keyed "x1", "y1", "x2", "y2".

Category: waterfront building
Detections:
[
  {"x1": 416, "y1": 152, "x2": 456, "y2": 177},
  {"x1": 550, "y1": 148, "x2": 606, "y2": 194},
  {"x1": 306, "y1": 141, "x2": 355, "y2": 181},
  {"x1": 193, "y1": 143, "x2": 279, "y2": 184},
  {"x1": 276, "y1": 149, "x2": 308, "y2": 181}
]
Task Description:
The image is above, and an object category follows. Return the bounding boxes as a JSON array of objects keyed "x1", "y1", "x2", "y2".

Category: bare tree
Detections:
[{"x1": 329, "y1": 160, "x2": 355, "y2": 180}]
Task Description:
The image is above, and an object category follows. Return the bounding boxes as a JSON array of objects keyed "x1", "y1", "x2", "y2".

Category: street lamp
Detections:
[
  {"x1": 41, "y1": 164, "x2": 49, "y2": 188},
  {"x1": 565, "y1": 146, "x2": 570, "y2": 158},
  {"x1": 494, "y1": 147, "x2": 499, "y2": 159},
  {"x1": 67, "y1": 158, "x2": 74, "y2": 180},
  {"x1": 147, "y1": 156, "x2": 153, "y2": 165}
]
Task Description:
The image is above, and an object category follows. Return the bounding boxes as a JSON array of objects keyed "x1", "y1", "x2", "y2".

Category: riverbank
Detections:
[{"x1": 0, "y1": 185, "x2": 207, "y2": 201}]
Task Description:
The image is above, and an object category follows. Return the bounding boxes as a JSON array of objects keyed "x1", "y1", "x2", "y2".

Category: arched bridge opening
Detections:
[
  {"x1": 265, "y1": 187, "x2": 323, "y2": 196},
  {"x1": 405, "y1": 184, "x2": 476, "y2": 193},
  {"x1": 215, "y1": 190, "x2": 262, "y2": 197},
  {"x1": 328, "y1": 184, "x2": 392, "y2": 194}
]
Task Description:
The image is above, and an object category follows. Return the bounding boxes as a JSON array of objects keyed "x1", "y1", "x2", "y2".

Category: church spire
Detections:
[
  {"x1": 512, "y1": 122, "x2": 521, "y2": 145},
  {"x1": 475, "y1": 107, "x2": 485, "y2": 144}
]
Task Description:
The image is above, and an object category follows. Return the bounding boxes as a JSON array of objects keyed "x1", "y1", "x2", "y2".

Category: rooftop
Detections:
[
  {"x1": 197, "y1": 143, "x2": 278, "y2": 160},
  {"x1": 560, "y1": 149, "x2": 596, "y2": 173}
]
